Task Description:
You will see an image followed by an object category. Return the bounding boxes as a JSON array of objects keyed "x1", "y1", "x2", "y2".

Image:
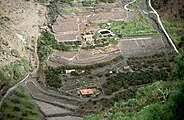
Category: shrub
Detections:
[
  {"x1": 103, "y1": 70, "x2": 168, "y2": 95},
  {"x1": 13, "y1": 106, "x2": 20, "y2": 111}
]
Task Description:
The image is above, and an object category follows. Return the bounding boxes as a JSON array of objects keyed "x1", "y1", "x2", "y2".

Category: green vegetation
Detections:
[
  {"x1": 0, "y1": 58, "x2": 32, "y2": 81},
  {"x1": 63, "y1": 9, "x2": 75, "y2": 14},
  {"x1": 95, "y1": 38, "x2": 118, "y2": 45},
  {"x1": 44, "y1": 66, "x2": 63, "y2": 89},
  {"x1": 97, "y1": 13, "x2": 157, "y2": 37},
  {"x1": 108, "y1": 38, "x2": 118, "y2": 45},
  {"x1": 127, "y1": 52, "x2": 175, "y2": 73},
  {"x1": 0, "y1": 37, "x2": 8, "y2": 46},
  {"x1": 42, "y1": 55, "x2": 123, "y2": 89},
  {"x1": 103, "y1": 52, "x2": 174, "y2": 95},
  {"x1": 82, "y1": 0, "x2": 93, "y2": 7},
  {"x1": 102, "y1": 80, "x2": 179, "y2": 120},
  {"x1": 162, "y1": 19, "x2": 184, "y2": 48},
  {"x1": 103, "y1": 70, "x2": 168, "y2": 95},
  {"x1": 127, "y1": 0, "x2": 141, "y2": 9},
  {"x1": 100, "y1": 88, "x2": 136, "y2": 108},
  {"x1": 47, "y1": 0, "x2": 73, "y2": 25},
  {"x1": 83, "y1": 115, "x2": 101, "y2": 120},
  {"x1": 172, "y1": 50, "x2": 184, "y2": 80},
  {"x1": 82, "y1": 0, "x2": 116, "y2": 6},
  {"x1": 0, "y1": 16, "x2": 10, "y2": 25},
  {"x1": 84, "y1": 51, "x2": 184, "y2": 120},
  {"x1": 47, "y1": 1, "x2": 58, "y2": 25},
  {"x1": 35, "y1": 0, "x2": 48, "y2": 3},
  {"x1": 82, "y1": 38, "x2": 118, "y2": 49},
  {"x1": 37, "y1": 30, "x2": 81, "y2": 62},
  {"x1": 84, "y1": 80, "x2": 180, "y2": 120},
  {"x1": 0, "y1": 86, "x2": 41, "y2": 120}
]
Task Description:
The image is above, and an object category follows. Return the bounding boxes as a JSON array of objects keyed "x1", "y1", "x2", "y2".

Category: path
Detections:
[
  {"x1": 0, "y1": 32, "x2": 40, "y2": 107},
  {"x1": 124, "y1": 0, "x2": 137, "y2": 11},
  {"x1": 0, "y1": 74, "x2": 30, "y2": 107}
]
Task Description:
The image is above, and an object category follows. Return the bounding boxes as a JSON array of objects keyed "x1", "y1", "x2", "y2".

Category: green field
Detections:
[
  {"x1": 97, "y1": 13, "x2": 158, "y2": 37},
  {"x1": 0, "y1": 86, "x2": 41, "y2": 120}
]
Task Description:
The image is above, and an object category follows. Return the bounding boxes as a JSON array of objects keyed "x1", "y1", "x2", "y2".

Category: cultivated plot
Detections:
[{"x1": 119, "y1": 34, "x2": 166, "y2": 56}]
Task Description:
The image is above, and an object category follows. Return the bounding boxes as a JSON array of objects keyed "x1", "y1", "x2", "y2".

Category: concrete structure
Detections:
[
  {"x1": 65, "y1": 69, "x2": 76, "y2": 75},
  {"x1": 123, "y1": 65, "x2": 130, "y2": 71},
  {"x1": 98, "y1": 29, "x2": 115, "y2": 37},
  {"x1": 82, "y1": 34, "x2": 94, "y2": 45}
]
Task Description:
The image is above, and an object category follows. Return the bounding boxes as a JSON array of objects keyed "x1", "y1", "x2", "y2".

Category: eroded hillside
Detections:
[
  {"x1": 0, "y1": 0, "x2": 47, "y2": 98},
  {"x1": 152, "y1": 0, "x2": 184, "y2": 48}
]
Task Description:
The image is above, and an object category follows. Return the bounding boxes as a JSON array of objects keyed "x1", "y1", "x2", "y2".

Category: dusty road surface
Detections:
[
  {"x1": 47, "y1": 116, "x2": 82, "y2": 120},
  {"x1": 26, "y1": 81, "x2": 81, "y2": 110}
]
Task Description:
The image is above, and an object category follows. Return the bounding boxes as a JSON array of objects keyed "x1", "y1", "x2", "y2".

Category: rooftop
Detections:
[
  {"x1": 82, "y1": 34, "x2": 93, "y2": 39},
  {"x1": 80, "y1": 89, "x2": 94, "y2": 95}
]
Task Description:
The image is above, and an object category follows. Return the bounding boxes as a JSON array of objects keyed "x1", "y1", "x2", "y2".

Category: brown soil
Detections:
[{"x1": 152, "y1": 0, "x2": 184, "y2": 20}]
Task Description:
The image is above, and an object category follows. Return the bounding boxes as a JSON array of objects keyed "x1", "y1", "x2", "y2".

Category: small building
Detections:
[
  {"x1": 82, "y1": 34, "x2": 93, "y2": 41},
  {"x1": 123, "y1": 65, "x2": 130, "y2": 71},
  {"x1": 82, "y1": 34, "x2": 94, "y2": 45},
  {"x1": 80, "y1": 88, "x2": 94, "y2": 97},
  {"x1": 65, "y1": 69, "x2": 76, "y2": 75}
]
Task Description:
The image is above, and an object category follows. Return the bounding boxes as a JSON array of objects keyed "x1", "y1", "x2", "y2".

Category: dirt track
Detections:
[{"x1": 26, "y1": 81, "x2": 81, "y2": 111}]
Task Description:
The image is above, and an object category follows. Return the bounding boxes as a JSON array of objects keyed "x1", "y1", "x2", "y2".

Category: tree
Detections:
[
  {"x1": 13, "y1": 106, "x2": 20, "y2": 111},
  {"x1": 169, "y1": 82, "x2": 184, "y2": 120},
  {"x1": 138, "y1": 102, "x2": 170, "y2": 120},
  {"x1": 172, "y1": 51, "x2": 184, "y2": 80}
]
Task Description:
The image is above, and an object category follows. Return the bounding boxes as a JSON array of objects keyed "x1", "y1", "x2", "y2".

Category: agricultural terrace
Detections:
[
  {"x1": 36, "y1": 0, "x2": 174, "y2": 100},
  {"x1": 43, "y1": 1, "x2": 160, "y2": 66}
]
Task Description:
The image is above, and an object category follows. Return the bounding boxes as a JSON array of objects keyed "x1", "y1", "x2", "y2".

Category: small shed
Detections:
[
  {"x1": 65, "y1": 69, "x2": 76, "y2": 75},
  {"x1": 82, "y1": 34, "x2": 93, "y2": 41},
  {"x1": 123, "y1": 65, "x2": 130, "y2": 71}
]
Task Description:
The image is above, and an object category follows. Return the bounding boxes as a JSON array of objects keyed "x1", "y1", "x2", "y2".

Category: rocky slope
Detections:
[
  {"x1": 0, "y1": 0, "x2": 47, "y2": 99},
  {"x1": 151, "y1": 0, "x2": 184, "y2": 48}
]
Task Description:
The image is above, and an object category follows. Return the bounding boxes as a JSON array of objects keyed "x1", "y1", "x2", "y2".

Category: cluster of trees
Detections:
[
  {"x1": 94, "y1": 38, "x2": 118, "y2": 46},
  {"x1": 37, "y1": 30, "x2": 81, "y2": 62},
  {"x1": 137, "y1": 80, "x2": 184, "y2": 120},
  {"x1": 103, "y1": 70, "x2": 168, "y2": 95},
  {"x1": 44, "y1": 66, "x2": 63, "y2": 89},
  {"x1": 43, "y1": 55, "x2": 123, "y2": 88},
  {"x1": 101, "y1": 89, "x2": 136, "y2": 108},
  {"x1": 37, "y1": 31, "x2": 53, "y2": 62},
  {"x1": 127, "y1": 52, "x2": 175, "y2": 76},
  {"x1": 84, "y1": 51, "x2": 184, "y2": 120},
  {"x1": 46, "y1": 0, "x2": 73, "y2": 25}
]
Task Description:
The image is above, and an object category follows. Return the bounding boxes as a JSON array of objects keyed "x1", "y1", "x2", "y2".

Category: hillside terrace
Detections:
[
  {"x1": 52, "y1": 3, "x2": 128, "y2": 42},
  {"x1": 55, "y1": 32, "x2": 80, "y2": 42}
]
